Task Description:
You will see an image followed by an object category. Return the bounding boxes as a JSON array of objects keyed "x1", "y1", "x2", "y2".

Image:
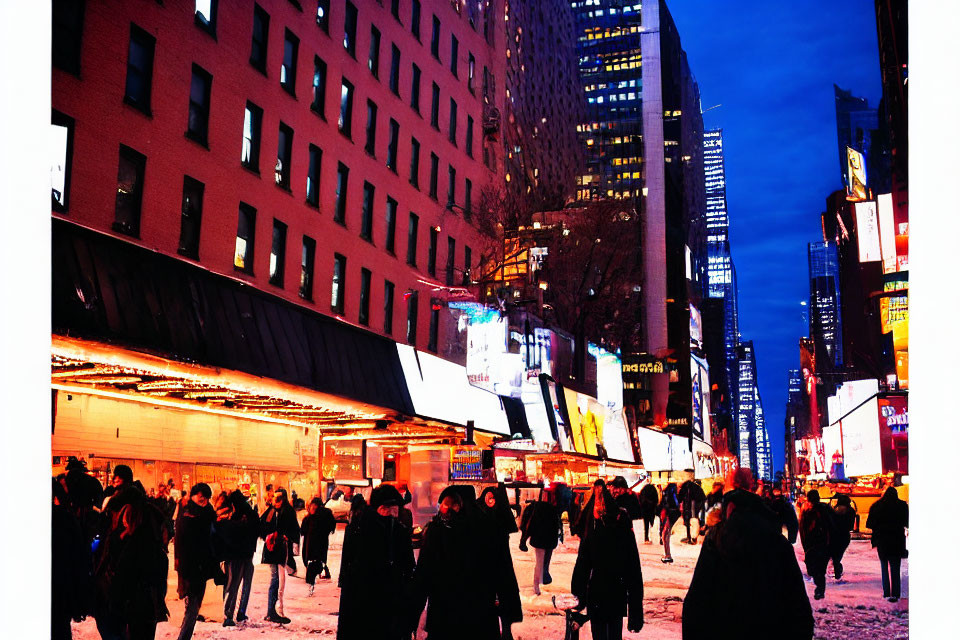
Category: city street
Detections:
[{"x1": 70, "y1": 521, "x2": 908, "y2": 640}]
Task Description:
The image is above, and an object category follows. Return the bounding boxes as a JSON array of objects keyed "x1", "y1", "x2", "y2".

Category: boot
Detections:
[
  {"x1": 308, "y1": 584, "x2": 315, "y2": 596},
  {"x1": 322, "y1": 564, "x2": 331, "y2": 580}
]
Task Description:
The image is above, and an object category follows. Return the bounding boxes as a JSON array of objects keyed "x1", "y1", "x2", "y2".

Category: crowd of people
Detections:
[{"x1": 52, "y1": 457, "x2": 908, "y2": 640}]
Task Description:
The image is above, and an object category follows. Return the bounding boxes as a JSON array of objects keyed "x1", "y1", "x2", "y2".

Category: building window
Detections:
[
  {"x1": 51, "y1": 110, "x2": 74, "y2": 212},
  {"x1": 387, "y1": 119, "x2": 399, "y2": 172},
  {"x1": 195, "y1": 0, "x2": 217, "y2": 36},
  {"x1": 468, "y1": 53, "x2": 475, "y2": 93},
  {"x1": 466, "y1": 115, "x2": 475, "y2": 157},
  {"x1": 113, "y1": 145, "x2": 146, "y2": 237},
  {"x1": 389, "y1": 45, "x2": 401, "y2": 96},
  {"x1": 447, "y1": 165, "x2": 456, "y2": 206},
  {"x1": 406, "y1": 212, "x2": 419, "y2": 266},
  {"x1": 235, "y1": 203, "x2": 256, "y2": 273},
  {"x1": 482, "y1": 65, "x2": 492, "y2": 104},
  {"x1": 385, "y1": 196, "x2": 397, "y2": 254},
  {"x1": 124, "y1": 24, "x2": 155, "y2": 114},
  {"x1": 445, "y1": 236, "x2": 456, "y2": 286},
  {"x1": 343, "y1": 1, "x2": 358, "y2": 57},
  {"x1": 431, "y1": 15, "x2": 440, "y2": 60},
  {"x1": 428, "y1": 225, "x2": 438, "y2": 276},
  {"x1": 428, "y1": 307, "x2": 439, "y2": 352},
  {"x1": 306, "y1": 144, "x2": 321, "y2": 207},
  {"x1": 391, "y1": 0, "x2": 401, "y2": 21},
  {"x1": 269, "y1": 218, "x2": 287, "y2": 287},
  {"x1": 250, "y1": 4, "x2": 270, "y2": 73},
  {"x1": 316, "y1": 0, "x2": 329, "y2": 32},
  {"x1": 429, "y1": 152, "x2": 439, "y2": 199},
  {"x1": 410, "y1": 64, "x2": 421, "y2": 112},
  {"x1": 281, "y1": 29, "x2": 299, "y2": 95},
  {"x1": 334, "y1": 162, "x2": 349, "y2": 225},
  {"x1": 312, "y1": 56, "x2": 327, "y2": 117},
  {"x1": 383, "y1": 280, "x2": 395, "y2": 334},
  {"x1": 463, "y1": 245, "x2": 472, "y2": 285},
  {"x1": 276, "y1": 122, "x2": 293, "y2": 189},
  {"x1": 368, "y1": 26, "x2": 381, "y2": 78},
  {"x1": 464, "y1": 178, "x2": 472, "y2": 217},
  {"x1": 360, "y1": 181, "x2": 375, "y2": 241},
  {"x1": 339, "y1": 77, "x2": 354, "y2": 137},
  {"x1": 450, "y1": 35, "x2": 459, "y2": 77},
  {"x1": 178, "y1": 175, "x2": 204, "y2": 259},
  {"x1": 448, "y1": 98, "x2": 457, "y2": 145},
  {"x1": 406, "y1": 290, "x2": 418, "y2": 344},
  {"x1": 241, "y1": 101, "x2": 262, "y2": 171},
  {"x1": 331, "y1": 253, "x2": 346, "y2": 314},
  {"x1": 411, "y1": 0, "x2": 421, "y2": 40},
  {"x1": 300, "y1": 235, "x2": 316, "y2": 300},
  {"x1": 430, "y1": 82, "x2": 440, "y2": 129},
  {"x1": 52, "y1": 0, "x2": 85, "y2": 76},
  {"x1": 409, "y1": 138, "x2": 420, "y2": 188},
  {"x1": 364, "y1": 100, "x2": 378, "y2": 155},
  {"x1": 186, "y1": 64, "x2": 212, "y2": 146},
  {"x1": 359, "y1": 267, "x2": 371, "y2": 325}
]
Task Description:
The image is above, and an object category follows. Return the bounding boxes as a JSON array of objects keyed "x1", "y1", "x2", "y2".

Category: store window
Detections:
[
  {"x1": 178, "y1": 175, "x2": 204, "y2": 260},
  {"x1": 113, "y1": 144, "x2": 146, "y2": 237},
  {"x1": 234, "y1": 203, "x2": 256, "y2": 273}
]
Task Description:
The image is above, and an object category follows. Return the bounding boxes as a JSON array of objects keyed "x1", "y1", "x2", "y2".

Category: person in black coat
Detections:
[
  {"x1": 571, "y1": 481, "x2": 644, "y2": 639},
  {"x1": 678, "y1": 480, "x2": 706, "y2": 544},
  {"x1": 301, "y1": 497, "x2": 337, "y2": 591},
  {"x1": 765, "y1": 485, "x2": 800, "y2": 544},
  {"x1": 52, "y1": 478, "x2": 93, "y2": 640},
  {"x1": 519, "y1": 487, "x2": 562, "y2": 595},
  {"x1": 411, "y1": 485, "x2": 523, "y2": 640},
  {"x1": 830, "y1": 494, "x2": 856, "y2": 580},
  {"x1": 865, "y1": 486, "x2": 909, "y2": 602},
  {"x1": 610, "y1": 476, "x2": 642, "y2": 520},
  {"x1": 798, "y1": 490, "x2": 837, "y2": 600},
  {"x1": 64, "y1": 457, "x2": 104, "y2": 544},
  {"x1": 337, "y1": 485, "x2": 415, "y2": 640},
  {"x1": 683, "y1": 488, "x2": 814, "y2": 640},
  {"x1": 478, "y1": 485, "x2": 519, "y2": 543},
  {"x1": 174, "y1": 483, "x2": 219, "y2": 640},
  {"x1": 701, "y1": 481, "x2": 724, "y2": 538},
  {"x1": 638, "y1": 482, "x2": 660, "y2": 544},
  {"x1": 260, "y1": 489, "x2": 300, "y2": 623},
  {"x1": 658, "y1": 483, "x2": 682, "y2": 562},
  {"x1": 216, "y1": 490, "x2": 259, "y2": 626}
]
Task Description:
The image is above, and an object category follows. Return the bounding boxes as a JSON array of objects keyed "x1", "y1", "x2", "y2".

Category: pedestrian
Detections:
[
  {"x1": 765, "y1": 484, "x2": 800, "y2": 544},
  {"x1": 337, "y1": 485, "x2": 415, "y2": 640},
  {"x1": 348, "y1": 492, "x2": 367, "y2": 522},
  {"x1": 638, "y1": 481, "x2": 660, "y2": 544},
  {"x1": 260, "y1": 488, "x2": 300, "y2": 623},
  {"x1": 174, "y1": 483, "x2": 221, "y2": 640},
  {"x1": 216, "y1": 489, "x2": 259, "y2": 626},
  {"x1": 398, "y1": 485, "x2": 415, "y2": 531},
  {"x1": 701, "y1": 481, "x2": 724, "y2": 538},
  {"x1": 301, "y1": 497, "x2": 337, "y2": 593},
  {"x1": 52, "y1": 478, "x2": 93, "y2": 640},
  {"x1": 609, "y1": 476, "x2": 642, "y2": 520},
  {"x1": 682, "y1": 483, "x2": 814, "y2": 639},
  {"x1": 678, "y1": 479, "x2": 706, "y2": 544},
  {"x1": 519, "y1": 487, "x2": 562, "y2": 595},
  {"x1": 830, "y1": 494, "x2": 856, "y2": 581},
  {"x1": 478, "y1": 485, "x2": 519, "y2": 543},
  {"x1": 865, "y1": 486, "x2": 909, "y2": 602},
  {"x1": 658, "y1": 482, "x2": 682, "y2": 563},
  {"x1": 63, "y1": 456, "x2": 104, "y2": 543},
  {"x1": 410, "y1": 485, "x2": 523, "y2": 640},
  {"x1": 571, "y1": 480, "x2": 644, "y2": 639},
  {"x1": 798, "y1": 490, "x2": 836, "y2": 600}
]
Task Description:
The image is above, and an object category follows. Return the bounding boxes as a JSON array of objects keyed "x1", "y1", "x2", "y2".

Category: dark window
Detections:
[
  {"x1": 466, "y1": 115, "x2": 474, "y2": 157},
  {"x1": 464, "y1": 178, "x2": 472, "y2": 217},
  {"x1": 429, "y1": 152, "x2": 439, "y2": 199},
  {"x1": 450, "y1": 35, "x2": 459, "y2": 77},
  {"x1": 316, "y1": 0, "x2": 329, "y2": 32},
  {"x1": 276, "y1": 122, "x2": 293, "y2": 189},
  {"x1": 312, "y1": 56, "x2": 327, "y2": 117},
  {"x1": 281, "y1": 29, "x2": 299, "y2": 95},
  {"x1": 368, "y1": 26, "x2": 381, "y2": 78},
  {"x1": 448, "y1": 98, "x2": 457, "y2": 145},
  {"x1": 445, "y1": 236, "x2": 455, "y2": 285},
  {"x1": 270, "y1": 218, "x2": 287, "y2": 287},
  {"x1": 383, "y1": 280, "x2": 395, "y2": 334},
  {"x1": 389, "y1": 45, "x2": 401, "y2": 96},
  {"x1": 463, "y1": 245, "x2": 472, "y2": 285},
  {"x1": 468, "y1": 53, "x2": 475, "y2": 93},
  {"x1": 387, "y1": 119, "x2": 399, "y2": 172},
  {"x1": 178, "y1": 175, "x2": 204, "y2": 259},
  {"x1": 391, "y1": 0, "x2": 401, "y2": 21},
  {"x1": 447, "y1": 165, "x2": 456, "y2": 205},
  {"x1": 331, "y1": 253, "x2": 346, "y2": 314},
  {"x1": 406, "y1": 290, "x2": 418, "y2": 344},
  {"x1": 411, "y1": 0, "x2": 421, "y2": 40},
  {"x1": 343, "y1": 1, "x2": 358, "y2": 57},
  {"x1": 385, "y1": 196, "x2": 397, "y2": 254},
  {"x1": 52, "y1": 0, "x2": 85, "y2": 75},
  {"x1": 360, "y1": 181, "x2": 375, "y2": 241},
  {"x1": 428, "y1": 307, "x2": 439, "y2": 352},
  {"x1": 51, "y1": 110, "x2": 74, "y2": 212},
  {"x1": 409, "y1": 138, "x2": 420, "y2": 187},
  {"x1": 195, "y1": 0, "x2": 217, "y2": 36},
  {"x1": 241, "y1": 101, "x2": 263, "y2": 171},
  {"x1": 406, "y1": 212, "x2": 419, "y2": 266},
  {"x1": 364, "y1": 100, "x2": 378, "y2": 155},
  {"x1": 410, "y1": 64, "x2": 421, "y2": 112},
  {"x1": 359, "y1": 267, "x2": 371, "y2": 325},
  {"x1": 482, "y1": 65, "x2": 492, "y2": 104},
  {"x1": 250, "y1": 4, "x2": 270, "y2": 73},
  {"x1": 334, "y1": 162, "x2": 349, "y2": 225},
  {"x1": 306, "y1": 144, "x2": 321, "y2": 206},
  {"x1": 235, "y1": 203, "x2": 256, "y2": 273},
  {"x1": 124, "y1": 24, "x2": 155, "y2": 114},
  {"x1": 113, "y1": 145, "x2": 146, "y2": 236},
  {"x1": 339, "y1": 77, "x2": 354, "y2": 137},
  {"x1": 428, "y1": 225, "x2": 438, "y2": 276},
  {"x1": 430, "y1": 82, "x2": 440, "y2": 129},
  {"x1": 187, "y1": 64, "x2": 212, "y2": 145},
  {"x1": 431, "y1": 15, "x2": 440, "y2": 60},
  {"x1": 300, "y1": 235, "x2": 316, "y2": 300}
]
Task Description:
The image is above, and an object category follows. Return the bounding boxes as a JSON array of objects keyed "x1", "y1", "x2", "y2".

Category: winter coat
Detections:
[
  {"x1": 571, "y1": 508, "x2": 643, "y2": 629},
  {"x1": 831, "y1": 502, "x2": 856, "y2": 557},
  {"x1": 259, "y1": 503, "x2": 300, "y2": 565},
  {"x1": 798, "y1": 502, "x2": 836, "y2": 557},
  {"x1": 865, "y1": 488, "x2": 909, "y2": 558},
  {"x1": 65, "y1": 469, "x2": 104, "y2": 542},
  {"x1": 683, "y1": 490, "x2": 814, "y2": 640},
  {"x1": 52, "y1": 503, "x2": 94, "y2": 623},
  {"x1": 337, "y1": 507, "x2": 416, "y2": 640},
  {"x1": 765, "y1": 495, "x2": 800, "y2": 544},
  {"x1": 214, "y1": 497, "x2": 259, "y2": 562},
  {"x1": 477, "y1": 486, "x2": 519, "y2": 542},
  {"x1": 639, "y1": 484, "x2": 660, "y2": 519},
  {"x1": 679, "y1": 481, "x2": 706, "y2": 519},
  {"x1": 615, "y1": 491, "x2": 643, "y2": 520},
  {"x1": 659, "y1": 485, "x2": 682, "y2": 522},
  {"x1": 301, "y1": 507, "x2": 337, "y2": 563},
  {"x1": 519, "y1": 500, "x2": 561, "y2": 550},
  {"x1": 174, "y1": 499, "x2": 218, "y2": 598}
]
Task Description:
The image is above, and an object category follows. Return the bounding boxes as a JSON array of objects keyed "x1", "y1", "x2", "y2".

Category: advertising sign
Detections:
[
  {"x1": 846, "y1": 146, "x2": 868, "y2": 201},
  {"x1": 540, "y1": 375, "x2": 573, "y2": 452},
  {"x1": 877, "y1": 193, "x2": 897, "y2": 274},
  {"x1": 692, "y1": 438, "x2": 717, "y2": 479},
  {"x1": 690, "y1": 355, "x2": 711, "y2": 444},
  {"x1": 321, "y1": 439, "x2": 364, "y2": 481},
  {"x1": 832, "y1": 379, "x2": 882, "y2": 477},
  {"x1": 795, "y1": 436, "x2": 826, "y2": 476},
  {"x1": 595, "y1": 349, "x2": 636, "y2": 462},
  {"x1": 466, "y1": 315, "x2": 524, "y2": 395},
  {"x1": 450, "y1": 449, "x2": 483, "y2": 481},
  {"x1": 689, "y1": 305, "x2": 703, "y2": 350},
  {"x1": 621, "y1": 354, "x2": 662, "y2": 429},
  {"x1": 855, "y1": 201, "x2": 881, "y2": 263},
  {"x1": 563, "y1": 389, "x2": 604, "y2": 457},
  {"x1": 635, "y1": 427, "x2": 672, "y2": 471},
  {"x1": 877, "y1": 396, "x2": 908, "y2": 435}
]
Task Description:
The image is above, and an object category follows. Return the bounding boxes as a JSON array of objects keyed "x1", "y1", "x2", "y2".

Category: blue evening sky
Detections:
[{"x1": 669, "y1": 1, "x2": 883, "y2": 473}]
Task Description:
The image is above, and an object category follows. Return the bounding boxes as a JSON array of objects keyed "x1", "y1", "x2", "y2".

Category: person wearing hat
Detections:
[
  {"x1": 174, "y1": 483, "x2": 219, "y2": 639},
  {"x1": 337, "y1": 484, "x2": 415, "y2": 640}
]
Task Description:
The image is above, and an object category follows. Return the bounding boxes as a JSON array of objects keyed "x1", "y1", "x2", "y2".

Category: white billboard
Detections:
[
  {"x1": 834, "y1": 379, "x2": 882, "y2": 477},
  {"x1": 877, "y1": 193, "x2": 897, "y2": 274},
  {"x1": 855, "y1": 201, "x2": 881, "y2": 263}
]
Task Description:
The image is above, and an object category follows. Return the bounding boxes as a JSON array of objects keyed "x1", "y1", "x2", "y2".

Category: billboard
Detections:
[
  {"x1": 855, "y1": 201, "x2": 881, "y2": 263},
  {"x1": 689, "y1": 305, "x2": 703, "y2": 350},
  {"x1": 879, "y1": 294, "x2": 908, "y2": 353},
  {"x1": 832, "y1": 379, "x2": 882, "y2": 477},
  {"x1": 465, "y1": 314, "x2": 524, "y2": 396},
  {"x1": 690, "y1": 354, "x2": 711, "y2": 444},
  {"x1": 595, "y1": 349, "x2": 636, "y2": 462},
  {"x1": 635, "y1": 427, "x2": 692, "y2": 472},
  {"x1": 562, "y1": 389, "x2": 604, "y2": 457},
  {"x1": 845, "y1": 146, "x2": 868, "y2": 201},
  {"x1": 621, "y1": 354, "x2": 662, "y2": 429},
  {"x1": 877, "y1": 193, "x2": 897, "y2": 274},
  {"x1": 692, "y1": 438, "x2": 717, "y2": 479}
]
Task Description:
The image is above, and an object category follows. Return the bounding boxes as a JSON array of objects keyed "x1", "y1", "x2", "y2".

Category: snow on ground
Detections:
[{"x1": 71, "y1": 523, "x2": 907, "y2": 639}]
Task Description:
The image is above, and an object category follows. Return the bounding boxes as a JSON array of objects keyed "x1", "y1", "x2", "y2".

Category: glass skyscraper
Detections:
[{"x1": 808, "y1": 241, "x2": 843, "y2": 369}]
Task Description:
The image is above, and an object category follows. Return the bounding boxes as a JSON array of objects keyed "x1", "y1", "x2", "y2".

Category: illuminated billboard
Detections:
[
  {"x1": 595, "y1": 349, "x2": 636, "y2": 462},
  {"x1": 855, "y1": 201, "x2": 881, "y2": 263},
  {"x1": 690, "y1": 354, "x2": 711, "y2": 444},
  {"x1": 692, "y1": 439, "x2": 716, "y2": 479},
  {"x1": 833, "y1": 379, "x2": 883, "y2": 478},
  {"x1": 635, "y1": 427, "x2": 692, "y2": 472},
  {"x1": 689, "y1": 305, "x2": 703, "y2": 350},
  {"x1": 846, "y1": 146, "x2": 868, "y2": 201},
  {"x1": 465, "y1": 315, "x2": 525, "y2": 396},
  {"x1": 562, "y1": 389, "x2": 604, "y2": 457},
  {"x1": 879, "y1": 294, "x2": 908, "y2": 352},
  {"x1": 877, "y1": 193, "x2": 897, "y2": 274}
]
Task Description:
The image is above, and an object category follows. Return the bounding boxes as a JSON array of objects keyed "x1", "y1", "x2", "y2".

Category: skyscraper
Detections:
[
  {"x1": 736, "y1": 341, "x2": 758, "y2": 469},
  {"x1": 808, "y1": 241, "x2": 843, "y2": 370}
]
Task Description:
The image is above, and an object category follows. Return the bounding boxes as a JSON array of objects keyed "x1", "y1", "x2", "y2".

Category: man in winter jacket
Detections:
[
  {"x1": 638, "y1": 482, "x2": 660, "y2": 544},
  {"x1": 301, "y1": 497, "x2": 337, "y2": 593},
  {"x1": 798, "y1": 490, "x2": 837, "y2": 600},
  {"x1": 260, "y1": 489, "x2": 300, "y2": 624},
  {"x1": 174, "y1": 483, "x2": 218, "y2": 640},
  {"x1": 830, "y1": 494, "x2": 856, "y2": 580},
  {"x1": 866, "y1": 486, "x2": 909, "y2": 602},
  {"x1": 519, "y1": 488, "x2": 562, "y2": 595},
  {"x1": 216, "y1": 490, "x2": 259, "y2": 626},
  {"x1": 678, "y1": 480, "x2": 706, "y2": 544}
]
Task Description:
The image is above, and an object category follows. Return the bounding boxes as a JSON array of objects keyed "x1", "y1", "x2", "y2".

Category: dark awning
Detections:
[{"x1": 52, "y1": 219, "x2": 415, "y2": 415}]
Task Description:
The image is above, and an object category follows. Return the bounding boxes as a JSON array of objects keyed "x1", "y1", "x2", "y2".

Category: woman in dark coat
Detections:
[
  {"x1": 571, "y1": 482, "x2": 644, "y2": 639},
  {"x1": 337, "y1": 485, "x2": 416, "y2": 640},
  {"x1": 638, "y1": 482, "x2": 660, "y2": 544},
  {"x1": 260, "y1": 489, "x2": 300, "y2": 623},
  {"x1": 830, "y1": 494, "x2": 857, "y2": 580},
  {"x1": 518, "y1": 488, "x2": 562, "y2": 595},
  {"x1": 658, "y1": 483, "x2": 682, "y2": 562},
  {"x1": 301, "y1": 497, "x2": 337, "y2": 590},
  {"x1": 865, "y1": 487, "x2": 909, "y2": 601},
  {"x1": 216, "y1": 490, "x2": 259, "y2": 626},
  {"x1": 478, "y1": 485, "x2": 519, "y2": 542},
  {"x1": 52, "y1": 478, "x2": 93, "y2": 640}
]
